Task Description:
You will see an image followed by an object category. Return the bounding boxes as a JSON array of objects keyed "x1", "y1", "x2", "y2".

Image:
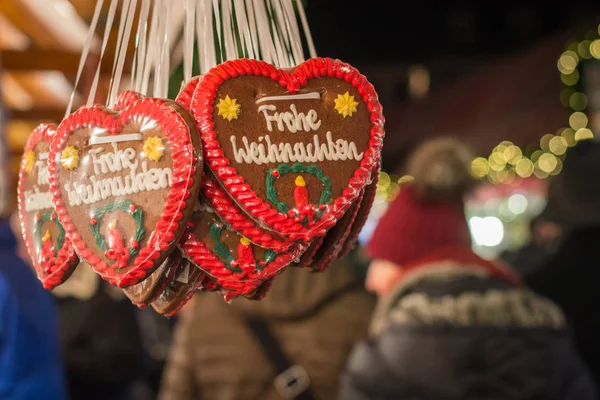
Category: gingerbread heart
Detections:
[
  {"x1": 18, "y1": 124, "x2": 79, "y2": 289},
  {"x1": 310, "y1": 189, "x2": 365, "y2": 272},
  {"x1": 151, "y1": 257, "x2": 206, "y2": 316},
  {"x1": 191, "y1": 58, "x2": 384, "y2": 243},
  {"x1": 123, "y1": 250, "x2": 181, "y2": 306},
  {"x1": 179, "y1": 202, "x2": 305, "y2": 298},
  {"x1": 337, "y1": 164, "x2": 380, "y2": 259},
  {"x1": 49, "y1": 97, "x2": 203, "y2": 287}
]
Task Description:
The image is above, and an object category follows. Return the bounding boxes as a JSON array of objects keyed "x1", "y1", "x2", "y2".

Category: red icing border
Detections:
[
  {"x1": 178, "y1": 75, "x2": 293, "y2": 252},
  {"x1": 191, "y1": 58, "x2": 384, "y2": 243},
  {"x1": 179, "y1": 217, "x2": 305, "y2": 297},
  {"x1": 200, "y1": 179, "x2": 293, "y2": 251},
  {"x1": 18, "y1": 123, "x2": 79, "y2": 289},
  {"x1": 337, "y1": 163, "x2": 380, "y2": 260},
  {"x1": 48, "y1": 98, "x2": 201, "y2": 287}
]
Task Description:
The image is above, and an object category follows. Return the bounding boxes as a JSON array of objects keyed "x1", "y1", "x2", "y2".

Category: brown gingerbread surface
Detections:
[{"x1": 213, "y1": 75, "x2": 372, "y2": 221}]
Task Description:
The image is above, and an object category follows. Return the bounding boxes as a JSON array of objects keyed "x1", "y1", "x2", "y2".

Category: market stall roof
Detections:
[{"x1": 381, "y1": 30, "x2": 572, "y2": 172}]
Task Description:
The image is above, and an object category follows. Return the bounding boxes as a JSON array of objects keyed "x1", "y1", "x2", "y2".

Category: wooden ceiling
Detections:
[{"x1": 1, "y1": 0, "x2": 137, "y2": 174}]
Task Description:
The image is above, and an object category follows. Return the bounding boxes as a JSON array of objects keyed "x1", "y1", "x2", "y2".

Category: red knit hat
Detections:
[
  {"x1": 367, "y1": 137, "x2": 476, "y2": 266},
  {"x1": 367, "y1": 186, "x2": 472, "y2": 266}
]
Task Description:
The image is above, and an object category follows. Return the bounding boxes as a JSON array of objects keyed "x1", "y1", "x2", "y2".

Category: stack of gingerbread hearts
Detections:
[
  {"x1": 172, "y1": 57, "x2": 384, "y2": 300},
  {"x1": 17, "y1": 56, "x2": 383, "y2": 314}
]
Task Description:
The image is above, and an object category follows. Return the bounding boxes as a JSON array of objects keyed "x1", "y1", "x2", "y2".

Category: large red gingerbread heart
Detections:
[
  {"x1": 49, "y1": 98, "x2": 203, "y2": 287},
  {"x1": 18, "y1": 123, "x2": 79, "y2": 289},
  {"x1": 191, "y1": 58, "x2": 384, "y2": 243}
]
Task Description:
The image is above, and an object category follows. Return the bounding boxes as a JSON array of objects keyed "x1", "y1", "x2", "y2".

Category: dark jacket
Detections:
[
  {"x1": 525, "y1": 227, "x2": 600, "y2": 392},
  {"x1": 339, "y1": 248, "x2": 596, "y2": 400},
  {"x1": 0, "y1": 222, "x2": 67, "y2": 399}
]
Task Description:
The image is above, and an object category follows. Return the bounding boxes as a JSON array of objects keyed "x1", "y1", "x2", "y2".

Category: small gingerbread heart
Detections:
[
  {"x1": 49, "y1": 97, "x2": 203, "y2": 287},
  {"x1": 191, "y1": 58, "x2": 384, "y2": 243},
  {"x1": 18, "y1": 123, "x2": 79, "y2": 289},
  {"x1": 179, "y1": 202, "x2": 305, "y2": 298},
  {"x1": 151, "y1": 257, "x2": 206, "y2": 316},
  {"x1": 123, "y1": 250, "x2": 181, "y2": 306}
]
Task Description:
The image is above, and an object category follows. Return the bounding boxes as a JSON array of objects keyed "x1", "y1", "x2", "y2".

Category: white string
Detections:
[
  {"x1": 108, "y1": 0, "x2": 138, "y2": 106},
  {"x1": 270, "y1": 0, "x2": 294, "y2": 66},
  {"x1": 158, "y1": 3, "x2": 172, "y2": 98},
  {"x1": 234, "y1": 0, "x2": 254, "y2": 58},
  {"x1": 183, "y1": 0, "x2": 196, "y2": 82},
  {"x1": 252, "y1": 0, "x2": 275, "y2": 64},
  {"x1": 221, "y1": 0, "x2": 237, "y2": 60},
  {"x1": 65, "y1": 0, "x2": 103, "y2": 117},
  {"x1": 87, "y1": 0, "x2": 119, "y2": 106},
  {"x1": 109, "y1": 0, "x2": 132, "y2": 86},
  {"x1": 212, "y1": 0, "x2": 223, "y2": 63},
  {"x1": 245, "y1": 0, "x2": 260, "y2": 59},
  {"x1": 134, "y1": 0, "x2": 151, "y2": 92},
  {"x1": 200, "y1": 0, "x2": 215, "y2": 73},
  {"x1": 265, "y1": 0, "x2": 288, "y2": 67},
  {"x1": 295, "y1": 0, "x2": 316, "y2": 58},
  {"x1": 153, "y1": 0, "x2": 166, "y2": 97},
  {"x1": 141, "y1": 0, "x2": 160, "y2": 96},
  {"x1": 281, "y1": 0, "x2": 303, "y2": 64}
]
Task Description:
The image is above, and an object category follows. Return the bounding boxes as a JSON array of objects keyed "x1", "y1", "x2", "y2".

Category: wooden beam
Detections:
[
  {"x1": 7, "y1": 108, "x2": 65, "y2": 122},
  {"x1": 0, "y1": 0, "x2": 63, "y2": 49},
  {"x1": 2, "y1": 50, "x2": 130, "y2": 76}
]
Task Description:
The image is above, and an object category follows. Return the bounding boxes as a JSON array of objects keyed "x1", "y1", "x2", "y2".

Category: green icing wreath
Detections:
[
  {"x1": 90, "y1": 200, "x2": 144, "y2": 260},
  {"x1": 265, "y1": 163, "x2": 332, "y2": 214},
  {"x1": 209, "y1": 222, "x2": 276, "y2": 273},
  {"x1": 34, "y1": 210, "x2": 65, "y2": 255}
]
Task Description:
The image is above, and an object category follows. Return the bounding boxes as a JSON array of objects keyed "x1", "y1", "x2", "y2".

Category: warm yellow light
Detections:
[
  {"x1": 398, "y1": 175, "x2": 415, "y2": 184},
  {"x1": 575, "y1": 128, "x2": 594, "y2": 141},
  {"x1": 387, "y1": 182, "x2": 400, "y2": 200},
  {"x1": 549, "y1": 136, "x2": 568, "y2": 155},
  {"x1": 515, "y1": 158, "x2": 534, "y2": 178},
  {"x1": 569, "y1": 92, "x2": 588, "y2": 111},
  {"x1": 550, "y1": 158, "x2": 563, "y2": 176},
  {"x1": 578, "y1": 40, "x2": 592, "y2": 59},
  {"x1": 530, "y1": 150, "x2": 544, "y2": 163},
  {"x1": 561, "y1": 128, "x2": 577, "y2": 146},
  {"x1": 533, "y1": 168, "x2": 549, "y2": 179},
  {"x1": 540, "y1": 134, "x2": 554, "y2": 152},
  {"x1": 378, "y1": 172, "x2": 390, "y2": 190},
  {"x1": 569, "y1": 112, "x2": 588, "y2": 130},
  {"x1": 503, "y1": 145, "x2": 522, "y2": 165},
  {"x1": 590, "y1": 40, "x2": 600, "y2": 59},
  {"x1": 471, "y1": 157, "x2": 489, "y2": 178},
  {"x1": 558, "y1": 51, "x2": 579, "y2": 74},
  {"x1": 538, "y1": 153, "x2": 558, "y2": 173},
  {"x1": 561, "y1": 70, "x2": 580, "y2": 86}
]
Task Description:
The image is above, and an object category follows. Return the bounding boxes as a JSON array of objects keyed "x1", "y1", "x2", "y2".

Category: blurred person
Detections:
[
  {"x1": 158, "y1": 258, "x2": 376, "y2": 400},
  {"x1": 53, "y1": 267, "x2": 144, "y2": 400},
  {"x1": 0, "y1": 66, "x2": 67, "y2": 398},
  {"x1": 338, "y1": 137, "x2": 596, "y2": 400},
  {"x1": 501, "y1": 215, "x2": 562, "y2": 276},
  {"x1": 0, "y1": 215, "x2": 68, "y2": 400},
  {"x1": 524, "y1": 139, "x2": 600, "y2": 390}
]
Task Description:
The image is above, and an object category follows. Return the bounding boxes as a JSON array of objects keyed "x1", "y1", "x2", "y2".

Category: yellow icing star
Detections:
[
  {"x1": 143, "y1": 136, "x2": 165, "y2": 162},
  {"x1": 334, "y1": 92, "x2": 359, "y2": 118},
  {"x1": 60, "y1": 146, "x2": 79, "y2": 170},
  {"x1": 217, "y1": 95, "x2": 241, "y2": 121},
  {"x1": 23, "y1": 151, "x2": 36, "y2": 175}
]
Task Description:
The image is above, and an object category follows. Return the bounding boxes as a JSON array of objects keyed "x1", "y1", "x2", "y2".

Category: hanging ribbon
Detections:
[
  {"x1": 87, "y1": 0, "x2": 119, "y2": 107},
  {"x1": 108, "y1": 0, "x2": 138, "y2": 106},
  {"x1": 64, "y1": 0, "x2": 104, "y2": 118}
]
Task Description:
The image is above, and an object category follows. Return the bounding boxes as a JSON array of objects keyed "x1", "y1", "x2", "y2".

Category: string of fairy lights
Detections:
[{"x1": 375, "y1": 25, "x2": 600, "y2": 203}]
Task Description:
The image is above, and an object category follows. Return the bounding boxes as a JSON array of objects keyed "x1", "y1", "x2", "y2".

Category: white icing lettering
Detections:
[
  {"x1": 230, "y1": 131, "x2": 364, "y2": 165},
  {"x1": 24, "y1": 187, "x2": 54, "y2": 212},
  {"x1": 258, "y1": 103, "x2": 322, "y2": 133},
  {"x1": 63, "y1": 144, "x2": 172, "y2": 206}
]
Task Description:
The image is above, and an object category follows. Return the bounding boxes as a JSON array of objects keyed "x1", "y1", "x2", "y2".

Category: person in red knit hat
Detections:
[{"x1": 338, "y1": 137, "x2": 596, "y2": 400}]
